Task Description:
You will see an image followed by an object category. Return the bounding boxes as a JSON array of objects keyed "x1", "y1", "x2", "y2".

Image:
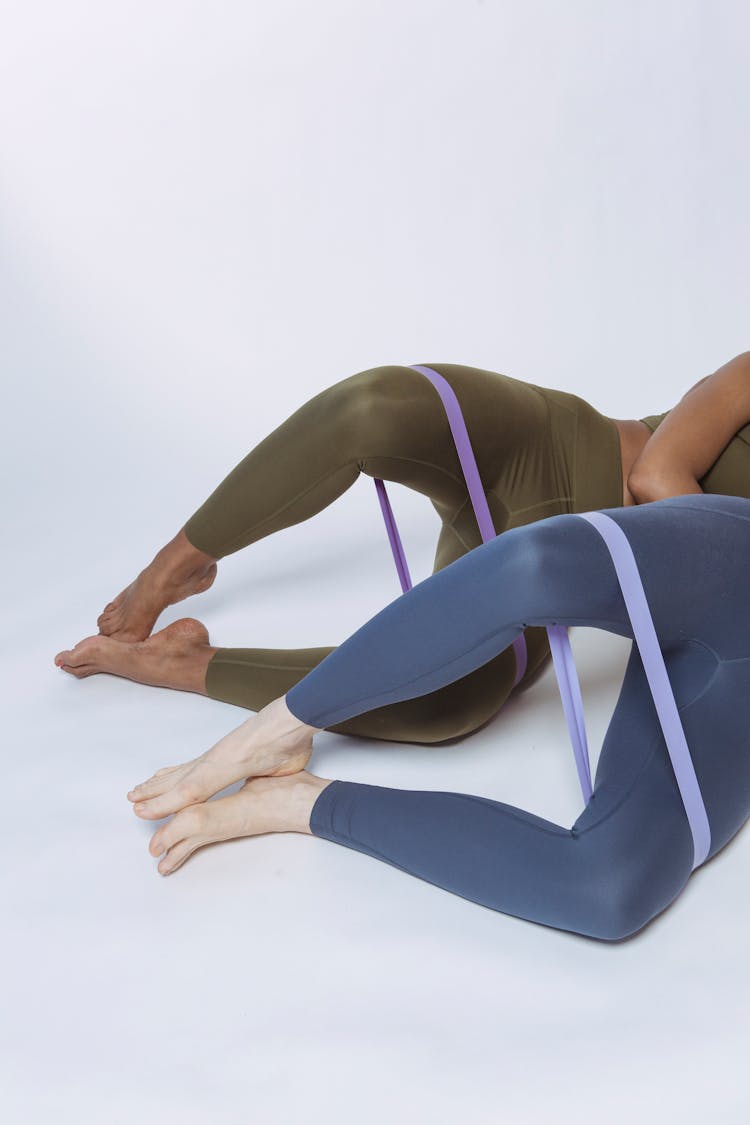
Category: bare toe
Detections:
[
  {"x1": 57, "y1": 617, "x2": 214, "y2": 693},
  {"x1": 156, "y1": 840, "x2": 199, "y2": 875},
  {"x1": 55, "y1": 636, "x2": 108, "y2": 674},
  {"x1": 142, "y1": 774, "x2": 320, "y2": 875},
  {"x1": 128, "y1": 764, "x2": 193, "y2": 803},
  {"x1": 150, "y1": 805, "x2": 207, "y2": 857},
  {"x1": 130, "y1": 761, "x2": 229, "y2": 820}
]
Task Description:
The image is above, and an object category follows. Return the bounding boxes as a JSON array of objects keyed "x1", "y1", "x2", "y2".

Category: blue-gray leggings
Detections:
[{"x1": 285, "y1": 493, "x2": 750, "y2": 941}]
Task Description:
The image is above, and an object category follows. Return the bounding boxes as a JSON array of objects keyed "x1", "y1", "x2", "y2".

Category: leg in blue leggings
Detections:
[{"x1": 285, "y1": 494, "x2": 750, "y2": 940}]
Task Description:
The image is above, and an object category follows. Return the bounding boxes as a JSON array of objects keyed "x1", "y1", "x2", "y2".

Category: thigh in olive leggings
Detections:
[
  {"x1": 285, "y1": 495, "x2": 750, "y2": 940},
  {"x1": 183, "y1": 363, "x2": 623, "y2": 743}
]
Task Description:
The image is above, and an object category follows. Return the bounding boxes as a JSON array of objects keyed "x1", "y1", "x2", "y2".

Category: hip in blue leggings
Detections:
[{"x1": 285, "y1": 493, "x2": 750, "y2": 940}]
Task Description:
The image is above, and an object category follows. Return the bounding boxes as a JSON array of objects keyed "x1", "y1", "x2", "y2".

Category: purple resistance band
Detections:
[
  {"x1": 374, "y1": 364, "x2": 529, "y2": 686},
  {"x1": 373, "y1": 365, "x2": 711, "y2": 868},
  {"x1": 578, "y1": 512, "x2": 711, "y2": 870}
]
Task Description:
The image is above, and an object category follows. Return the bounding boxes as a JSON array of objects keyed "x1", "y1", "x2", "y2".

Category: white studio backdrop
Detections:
[{"x1": 1, "y1": 2, "x2": 749, "y2": 1124}]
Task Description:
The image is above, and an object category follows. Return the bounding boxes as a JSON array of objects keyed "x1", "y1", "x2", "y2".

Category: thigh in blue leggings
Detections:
[{"x1": 285, "y1": 494, "x2": 750, "y2": 940}]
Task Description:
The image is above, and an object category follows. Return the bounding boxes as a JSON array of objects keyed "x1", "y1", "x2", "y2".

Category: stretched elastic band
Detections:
[
  {"x1": 409, "y1": 365, "x2": 498, "y2": 543},
  {"x1": 373, "y1": 364, "x2": 528, "y2": 686},
  {"x1": 578, "y1": 511, "x2": 711, "y2": 869},
  {"x1": 373, "y1": 478, "x2": 412, "y2": 592},
  {"x1": 374, "y1": 380, "x2": 711, "y2": 868},
  {"x1": 547, "y1": 623, "x2": 593, "y2": 804}
]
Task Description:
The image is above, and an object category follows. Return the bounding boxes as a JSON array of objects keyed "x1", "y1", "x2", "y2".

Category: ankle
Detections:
[
  {"x1": 257, "y1": 695, "x2": 323, "y2": 742},
  {"x1": 151, "y1": 530, "x2": 217, "y2": 585},
  {"x1": 192, "y1": 645, "x2": 220, "y2": 695},
  {"x1": 254, "y1": 696, "x2": 322, "y2": 771},
  {"x1": 259, "y1": 771, "x2": 332, "y2": 834}
]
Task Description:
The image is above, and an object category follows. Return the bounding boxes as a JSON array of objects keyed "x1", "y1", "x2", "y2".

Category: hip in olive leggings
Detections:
[{"x1": 182, "y1": 363, "x2": 625, "y2": 743}]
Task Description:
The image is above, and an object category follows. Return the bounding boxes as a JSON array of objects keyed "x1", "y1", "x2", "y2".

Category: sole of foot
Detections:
[{"x1": 54, "y1": 617, "x2": 214, "y2": 691}]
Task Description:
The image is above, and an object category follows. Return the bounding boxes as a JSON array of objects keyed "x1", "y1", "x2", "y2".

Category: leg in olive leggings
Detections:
[{"x1": 183, "y1": 363, "x2": 624, "y2": 743}]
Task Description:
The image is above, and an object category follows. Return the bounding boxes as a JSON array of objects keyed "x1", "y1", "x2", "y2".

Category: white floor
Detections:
[
  {"x1": 4, "y1": 471, "x2": 749, "y2": 1125},
  {"x1": 3, "y1": 1, "x2": 749, "y2": 1118}
]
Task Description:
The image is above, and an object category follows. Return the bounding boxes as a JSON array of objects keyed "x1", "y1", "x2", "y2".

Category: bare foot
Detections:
[
  {"x1": 145, "y1": 771, "x2": 332, "y2": 875},
  {"x1": 127, "y1": 696, "x2": 321, "y2": 819},
  {"x1": 54, "y1": 617, "x2": 216, "y2": 694},
  {"x1": 97, "y1": 529, "x2": 218, "y2": 642}
]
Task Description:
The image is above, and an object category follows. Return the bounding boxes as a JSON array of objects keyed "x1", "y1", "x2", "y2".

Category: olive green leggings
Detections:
[{"x1": 183, "y1": 362, "x2": 625, "y2": 743}]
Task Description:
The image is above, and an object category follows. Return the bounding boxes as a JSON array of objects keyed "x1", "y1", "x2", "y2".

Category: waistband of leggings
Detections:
[
  {"x1": 541, "y1": 389, "x2": 624, "y2": 514},
  {"x1": 573, "y1": 397, "x2": 624, "y2": 513}
]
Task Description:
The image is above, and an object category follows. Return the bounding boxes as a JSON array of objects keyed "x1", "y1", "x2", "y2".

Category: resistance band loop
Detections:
[
  {"x1": 373, "y1": 366, "x2": 710, "y2": 867},
  {"x1": 374, "y1": 364, "x2": 528, "y2": 686},
  {"x1": 578, "y1": 512, "x2": 711, "y2": 870}
]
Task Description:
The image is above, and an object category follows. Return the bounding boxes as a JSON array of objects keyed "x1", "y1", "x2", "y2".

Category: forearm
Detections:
[{"x1": 628, "y1": 350, "x2": 750, "y2": 503}]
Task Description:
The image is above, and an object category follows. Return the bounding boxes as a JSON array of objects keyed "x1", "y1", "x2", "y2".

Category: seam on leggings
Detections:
[
  {"x1": 540, "y1": 387, "x2": 581, "y2": 510},
  {"x1": 443, "y1": 439, "x2": 574, "y2": 534},
  {"x1": 319, "y1": 785, "x2": 572, "y2": 858},
  {"x1": 213, "y1": 464, "x2": 360, "y2": 555},
  {"x1": 212, "y1": 461, "x2": 391, "y2": 555},
  {"x1": 416, "y1": 789, "x2": 574, "y2": 836},
  {"x1": 533, "y1": 384, "x2": 577, "y2": 418},
  {"x1": 208, "y1": 654, "x2": 324, "y2": 673},
  {"x1": 574, "y1": 735, "x2": 661, "y2": 838},
  {"x1": 655, "y1": 503, "x2": 750, "y2": 526},
  {"x1": 445, "y1": 493, "x2": 575, "y2": 549},
  {"x1": 218, "y1": 450, "x2": 471, "y2": 557},
  {"x1": 575, "y1": 661, "x2": 723, "y2": 839},
  {"x1": 495, "y1": 492, "x2": 575, "y2": 519},
  {"x1": 358, "y1": 453, "x2": 466, "y2": 488},
  {"x1": 489, "y1": 388, "x2": 574, "y2": 518},
  {"x1": 298, "y1": 615, "x2": 628, "y2": 724},
  {"x1": 442, "y1": 506, "x2": 477, "y2": 551},
  {"x1": 667, "y1": 638, "x2": 722, "y2": 710},
  {"x1": 326, "y1": 736, "x2": 663, "y2": 850},
  {"x1": 541, "y1": 391, "x2": 569, "y2": 508}
]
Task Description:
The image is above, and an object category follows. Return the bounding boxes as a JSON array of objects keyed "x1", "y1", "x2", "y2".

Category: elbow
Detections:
[
  {"x1": 626, "y1": 466, "x2": 662, "y2": 504},
  {"x1": 627, "y1": 465, "x2": 700, "y2": 504}
]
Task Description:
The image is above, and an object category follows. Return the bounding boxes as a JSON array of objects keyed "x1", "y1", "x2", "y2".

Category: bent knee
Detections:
[
  {"x1": 586, "y1": 865, "x2": 686, "y2": 942},
  {"x1": 328, "y1": 365, "x2": 414, "y2": 415},
  {"x1": 318, "y1": 365, "x2": 416, "y2": 454}
]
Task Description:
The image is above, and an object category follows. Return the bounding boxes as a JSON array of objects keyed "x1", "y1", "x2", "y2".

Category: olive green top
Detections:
[{"x1": 638, "y1": 412, "x2": 750, "y2": 500}]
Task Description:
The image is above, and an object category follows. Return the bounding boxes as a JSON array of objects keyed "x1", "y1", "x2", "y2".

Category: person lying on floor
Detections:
[{"x1": 118, "y1": 493, "x2": 750, "y2": 942}]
